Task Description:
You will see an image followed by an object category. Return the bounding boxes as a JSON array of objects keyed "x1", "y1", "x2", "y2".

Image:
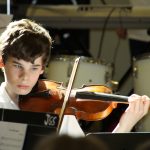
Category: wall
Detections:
[{"x1": 89, "y1": 0, "x2": 133, "y2": 95}]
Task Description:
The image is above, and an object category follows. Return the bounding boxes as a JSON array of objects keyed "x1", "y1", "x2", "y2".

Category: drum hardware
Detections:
[
  {"x1": 109, "y1": 80, "x2": 119, "y2": 92},
  {"x1": 133, "y1": 66, "x2": 138, "y2": 78},
  {"x1": 133, "y1": 57, "x2": 138, "y2": 78},
  {"x1": 105, "y1": 70, "x2": 112, "y2": 84}
]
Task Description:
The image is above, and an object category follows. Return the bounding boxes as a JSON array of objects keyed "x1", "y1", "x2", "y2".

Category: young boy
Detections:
[
  {"x1": 0, "y1": 19, "x2": 149, "y2": 136},
  {"x1": 0, "y1": 19, "x2": 52, "y2": 110}
]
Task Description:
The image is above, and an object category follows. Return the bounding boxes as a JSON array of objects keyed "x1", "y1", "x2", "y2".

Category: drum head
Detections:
[{"x1": 45, "y1": 55, "x2": 112, "y2": 88}]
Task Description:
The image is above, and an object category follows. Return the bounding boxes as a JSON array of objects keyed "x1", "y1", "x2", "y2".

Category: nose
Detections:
[{"x1": 19, "y1": 70, "x2": 30, "y2": 81}]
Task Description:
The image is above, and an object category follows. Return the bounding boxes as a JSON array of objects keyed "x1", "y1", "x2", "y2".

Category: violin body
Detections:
[
  {"x1": 19, "y1": 80, "x2": 64, "y2": 112},
  {"x1": 19, "y1": 80, "x2": 118, "y2": 121}
]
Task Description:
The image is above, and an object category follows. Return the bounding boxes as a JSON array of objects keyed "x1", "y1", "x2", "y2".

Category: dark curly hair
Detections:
[{"x1": 0, "y1": 19, "x2": 52, "y2": 66}]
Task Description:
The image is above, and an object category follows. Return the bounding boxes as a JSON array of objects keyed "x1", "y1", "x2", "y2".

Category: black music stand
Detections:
[
  {"x1": 0, "y1": 109, "x2": 58, "y2": 150},
  {"x1": 86, "y1": 132, "x2": 150, "y2": 150},
  {"x1": 23, "y1": 124, "x2": 57, "y2": 150},
  {"x1": 0, "y1": 108, "x2": 58, "y2": 127}
]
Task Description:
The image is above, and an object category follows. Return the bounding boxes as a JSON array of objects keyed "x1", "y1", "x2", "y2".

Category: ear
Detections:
[{"x1": 0, "y1": 57, "x2": 4, "y2": 68}]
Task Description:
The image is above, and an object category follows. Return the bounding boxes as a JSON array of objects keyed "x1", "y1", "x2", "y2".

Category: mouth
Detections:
[{"x1": 17, "y1": 85, "x2": 30, "y2": 89}]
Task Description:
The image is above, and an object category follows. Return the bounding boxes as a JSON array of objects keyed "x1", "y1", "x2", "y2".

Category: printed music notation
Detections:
[{"x1": 0, "y1": 121, "x2": 27, "y2": 150}]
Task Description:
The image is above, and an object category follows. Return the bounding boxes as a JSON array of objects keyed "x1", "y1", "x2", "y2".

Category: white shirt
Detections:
[
  {"x1": 0, "y1": 82, "x2": 19, "y2": 110},
  {"x1": 59, "y1": 115, "x2": 85, "y2": 137}
]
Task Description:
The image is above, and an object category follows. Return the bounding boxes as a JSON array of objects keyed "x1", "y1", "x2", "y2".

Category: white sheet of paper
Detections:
[{"x1": 0, "y1": 121, "x2": 27, "y2": 150}]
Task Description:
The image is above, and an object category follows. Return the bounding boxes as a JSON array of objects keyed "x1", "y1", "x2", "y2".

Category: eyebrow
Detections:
[{"x1": 12, "y1": 60, "x2": 42, "y2": 67}]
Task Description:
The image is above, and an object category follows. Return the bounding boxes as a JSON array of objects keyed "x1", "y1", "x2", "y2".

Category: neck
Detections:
[{"x1": 5, "y1": 85, "x2": 19, "y2": 105}]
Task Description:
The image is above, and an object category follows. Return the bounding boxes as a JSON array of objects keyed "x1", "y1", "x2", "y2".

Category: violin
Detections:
[{"x1": 19, "y1": 79, "x2": 128, "y2": 121}]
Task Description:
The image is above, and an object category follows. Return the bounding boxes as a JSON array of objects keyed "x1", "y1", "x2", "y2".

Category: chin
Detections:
[{"x1": 17, "y1": 89, "x2": 32, "y2": 95}]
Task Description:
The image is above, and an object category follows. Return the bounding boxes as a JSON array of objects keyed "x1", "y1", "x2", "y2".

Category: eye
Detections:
[
  {"x1": 32, "y1": 67, "x2": 38, "y2": 70},
  {"x1": 14, "y1": 64, "x2": 22, "y2": 69}
]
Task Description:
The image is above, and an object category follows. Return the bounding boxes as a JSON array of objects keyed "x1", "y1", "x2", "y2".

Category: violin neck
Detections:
[{"x1": 75, "y1": 91, "x2": 128, "y2": 103}]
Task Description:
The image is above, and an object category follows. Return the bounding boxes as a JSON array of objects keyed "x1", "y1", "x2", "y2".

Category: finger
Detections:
[
  {"x1": 128, "y1": 94, "x2": 140, "y2": 102},
  {"x1": 134, "y1": 97, "x2": 143, "y2": 112},
  {"x1": 128, "y1": 94, "x2": 141, "y2": 111},
  {"x1": 142, "y1": 95, "x2": 150, "y2": 115},
  {"x1": 141, "y1": 95, "x2": 149, "y2": 102}
]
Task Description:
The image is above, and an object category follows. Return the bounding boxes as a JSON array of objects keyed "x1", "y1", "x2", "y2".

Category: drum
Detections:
[
  {"x1": 45, "y1": 55, "x2": 112, "y2": 88},
  {"x1": 133, "y1": 53, "x2": 150, "y2": 131}
]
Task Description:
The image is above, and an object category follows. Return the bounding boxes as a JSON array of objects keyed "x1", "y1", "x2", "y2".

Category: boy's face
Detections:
[{"x1": 3, "y1": 56, "x2": 44, "y2": 97}]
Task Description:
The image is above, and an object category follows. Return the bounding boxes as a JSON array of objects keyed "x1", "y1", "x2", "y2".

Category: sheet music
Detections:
[{"x1": 0, "y1": 121, "x2": 27, "y2": 150}]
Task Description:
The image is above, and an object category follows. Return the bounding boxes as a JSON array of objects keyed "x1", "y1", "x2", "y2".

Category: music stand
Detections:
[
  {"x1": 0, "y1": 109, "x2": 58, "y2": 150},
  {"x1": 23, "y1": 124, "x2": 56, "y2": 150}
]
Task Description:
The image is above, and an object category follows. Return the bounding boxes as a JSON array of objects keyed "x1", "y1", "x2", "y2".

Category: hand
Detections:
[{"x1": 113, "y1": 94, "x2": 150, "y2": 133}]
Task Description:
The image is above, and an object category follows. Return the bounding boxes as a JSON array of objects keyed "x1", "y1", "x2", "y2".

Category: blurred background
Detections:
[{"x1": 1, "y1": 0, "x2": 150, "y2": 132}]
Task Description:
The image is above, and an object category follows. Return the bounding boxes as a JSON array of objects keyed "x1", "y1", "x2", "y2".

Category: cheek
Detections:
[
  {"x1": 5, "y1": 69, "x2": 17, "y2": 80},
  {"x1": 30, "y1": 71, "x2": 42, "y2": 80},
  {"x1": 5, "y1": 71, "x2": 19, "y2": 86}
]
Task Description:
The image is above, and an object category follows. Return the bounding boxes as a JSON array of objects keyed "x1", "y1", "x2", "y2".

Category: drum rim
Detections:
[{"x1": 50, "y1": 55, "x2": 112, "y2": 66}]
